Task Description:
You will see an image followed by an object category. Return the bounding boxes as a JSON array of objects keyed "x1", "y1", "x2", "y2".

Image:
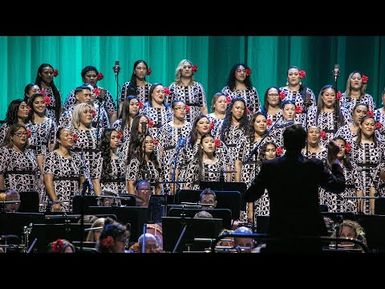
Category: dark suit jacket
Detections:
[{"x1": 245, "y1": 153, "x2": 345, "y2": 239}]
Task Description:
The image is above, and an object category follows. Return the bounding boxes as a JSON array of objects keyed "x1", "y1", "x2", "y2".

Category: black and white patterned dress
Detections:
[
  {"x1": 207, "y1": 114, "x2": 224, "y2": 138},
  {"x1": 101, "y1": 154, "x2": 126, "y2": 195},
  {"x1": 307, "y1": 107, "x2": 348, "y2": 147},
  {"x1": 112, "y1": 119, "x2": 132, "y2": 158},
  {"x1": 41, "y1": 86, "x2": 59, "y2": 120},
  {"x1": 350, "y1": 141, "x2": 385, "y2": 214},
  {"x1": 120, "y1": 82, "x2": 152, "y2": 104},
  {"x1": 374, "y1": 107, "x2": 385, "y2": 137},
  {"x1": 126, "y1": 158, "x2": 161, "y2": 195},
  {"x1": 142, "y1": 105, "x2": 172, "y2": 138},
  {"x1": 335, "y1": 124, "x2": 356, "y2": 145},
  {"x1": 71, "y1": 128, "x2": 103, "y2": 192},
  {"x1": 0, "y1": 123, "x2": 10, "y2": 146},
  {"x1": 26, "y1": 118, "x2": 56, "y2": 156},
  {"x1": 221, "y1": 86, "x2": 260, "y2": 115},
  {"x1": 266, "y1": 110, "x2": 283, "y2": 129},
  {"x1": 340, "y1": 93, "x2": 375, "y2": 122},
  {"x1": 158, "y1": 121, "x2": 192, "y2": 193},
  {"x1": 184, "y1": 158, "x2": 227, "y2": 190},
  {"x1": 167, "y1": 82, "x2": 207, "y2": 123},
  {"x1": 238, "y1": 136, "x2": 276, "y2": 188},
  {"x1": 63, "y1": 87, "x2": 116, "y2": 117},
  {"x1": 43, "y1": 151, "x2": 84, "y2": 212},
  {"x1": 0, "y1": 146, "x2": 39, "y2": 193},
  {"x1": 251, "y1": 165, "x2": 270, "y2": 217}
]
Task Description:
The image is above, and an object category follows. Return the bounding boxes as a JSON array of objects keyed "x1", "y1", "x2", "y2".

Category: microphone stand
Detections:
[
  {"x1": 114, "y1": 67, "x2": 120, "y2": 114},
  {"x1": 303, "y1": 93, "x2": 312, "y2": 158},
  {"x1": 244, "y1": 116, "x2": 284, "y2": 163}
]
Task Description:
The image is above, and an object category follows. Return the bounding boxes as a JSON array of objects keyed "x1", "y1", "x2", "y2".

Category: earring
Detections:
[
  {"x1": 286, "y1": 81, "x2": 289, "y2": 86},
  {"x1": 299, "y1": 81, "x2": 302, "y2": 86}
]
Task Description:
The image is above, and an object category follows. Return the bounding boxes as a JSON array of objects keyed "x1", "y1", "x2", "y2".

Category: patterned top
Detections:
[
  {"x1": 278, "y1": 86, "x2": 316, "y2": 110},
  {"x1": 126, "y1": 157, "x2": 161, "y2": 194},
  {"x1": 167, "y1": 81, "x2": 207, "y2": 123},
  {"x1": 41, "y1": 86, "x2": 59, "y2": 120},
  {"x1": 63, "y1": 86, "x2": 116, "y2": 116},
  {"x1": 222, "y1": 86, "x2": 260, "y2": 115},
  {"x1": 340, "y1": 93, "x2": 375, "y2": 122},
  {"x1": 0, "y1": 146, "x2": 39, "y2": 193},
  {"x1": 101, "y1": 154, "x2": 126, "y2": 195},
  {"x1": 43, "y1": 151, "x2": 84, "y2": 212},
  {"x1": 142, "y1": 105, "x2": 172, "y2": 138},
  {"x1": 207, "y1": 114, "x2": 224, "y2": 138},
  {"x1": 71, "y1": 128, "x2": 103, "y2": 182},
  {"x1": 120, "y1": 81, "x2": 152, "y2": 104},
  {"x1": 26, "y1": 118, "x2": 56, "y2": 155},
  {"x1": 0, "y1": 123, "x2": 10, "y2": 146}
]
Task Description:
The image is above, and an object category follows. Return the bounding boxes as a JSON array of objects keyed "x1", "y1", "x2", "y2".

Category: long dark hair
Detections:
[
  {"x1": 225, "y1": 63, "x2": 253, "y2": 91},
  {"x1": 129, "y1": 60, "x2": 149, "y2": 93},
  {"x1": 100, "y1": 129, "x2": 116, "y2": 180},
  {"x1": 5, "y1": 99, "x2": 25, "y2": 125},
  {"x1": 188, "y1": 114, "x2": 210, "y2": 148},
  {"x1": 332, "y1": 136, "x2": 353, "y2": 171},
  {"x1": 35, "y1": 63, "x2": 62, "y2": 123},
  {"x1": 27, "y1": 93, "x2": 44, "y2": 124},
  {"x1": 197, "y1": 133, "x2": 216, "y2": 181},
  {"x1": 220, "y1": 97, "x2": 249, "y2": 143},
  {"x1": 120, "y1": 95, "x2": 139, "y2": 131}
]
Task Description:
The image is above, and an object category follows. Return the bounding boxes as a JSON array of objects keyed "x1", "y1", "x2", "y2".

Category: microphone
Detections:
[
  {"x1": 113, "y1": 60, "x2": 120, "y2": 75},
  {"x1": 333, "y1": 64, "x2": 340, "y2": 82}
]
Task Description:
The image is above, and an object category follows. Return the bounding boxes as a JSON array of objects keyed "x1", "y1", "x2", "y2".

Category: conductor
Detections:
[{"x1": 245, "y1": 125, "x2": 345, "y2": 253}]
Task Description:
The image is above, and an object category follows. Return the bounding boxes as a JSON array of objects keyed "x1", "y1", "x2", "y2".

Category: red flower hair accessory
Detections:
[
  {"x1": 276, "y1": 146, "x2": 283, "y2": 156},
  {"x1": 246, "y1": 107, "x2": 250, "y2": 114},
  {"x1": 214, "y1": 138, "x2": 221, "y2": 148},
  {"x1": 163, "y1": 87, "x2": 171, "y2": 95},
  {"x1": 375, "y1": 122, "x2": 382, "y2": 129},
  {"x1": 279, "y1": 90, "x2": 286, "y2": 101},
  {"x1": 93, "y1": 88, "x2": 101, "y2": 96},
  {"x1": 153, "y1": 138, "x2": 159, "y2": 146},
  {"x1": 191, "y1": 65, "x2": 198, "y2": 73},
  {"x1": 336, "y1": 91, "x2": 342, "y2": 100},
  {"x1": 345, "y1": 142, "x2": 352, "y2": 154},
  {"x1": 91, "y1": 109, "x2": 97, "y2": 118},
  {"x1": 51, "y1": 239, "x2": 64, "y2": 253},
  {"x1": 210, "y1": 122, "x2": 215, "y2": 130},
  {"x1": 43, "y1": 96, "x2": 51, "y2": 106},
  {"x1": 100, "y1": 236, "x2": 115, "y2": 248},
  {"x1": 52, "y1": 69, "x2": 59, "y2": 77},
  {"x1": 295, "y1": 105, "x2": 302, "y2": 114},
  {"x1": 185, "y1": 105, "x2": 191, "y2": 113},
  {"x1": 27, "y1": 106, "x2": 32, "y2": 113},
  {"x1": 245, "y1": 68, "x2": 252, "y2": 77},
  {"x1": 320, "y1": 130, "x2": 327, "y2": 140},
  {"x1": 72, "y1": 133, "x2": 79, "y2": 143},
  {"x1": 361, "y1": 74, "x2": 369, "y2": 84},
  {"x1": 148, "y1": 119, "x2": 155, "y2": 128},
  {"x1": 266, "y1": 119, "x2": 272, "y2": 126},
  {"x1": 298, "y1": 70, "x2": 306, "y2": 79},
  {"x1": 96, "y1": 73, "x2": 104, "y2": 81},
  {"x1": 40, "y1": 88, "x2": 47, "y2": 97},
  {"x1": 26, "y1": 129, "x2": 32, "y2": 138},
  {"x1": 138, "y1": 101, "x2": 144, "y2": 109},
  {"x1": 367, "y1": 110, "x2": 374, "y2": 117},
  {"x1": 117, "y1": 131, "x2": 123, "y2": 140},
  {"x1": 225, "y1": 96, "x2": 232, "y2": 105},
  {"x1": 146, "y1": 68, "x2": 152, "y2": 76}
]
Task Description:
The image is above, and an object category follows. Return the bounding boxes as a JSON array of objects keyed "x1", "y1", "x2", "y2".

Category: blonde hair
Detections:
[
  {"x1": 175, "y1": 59, "x2": 194, "y2": 85},
  {"x1": 86, "y1": 217, "x2": 106, "y2": 242},
  {"x1": 71, "y1": 103, "x2": 93, "y2": 129}
]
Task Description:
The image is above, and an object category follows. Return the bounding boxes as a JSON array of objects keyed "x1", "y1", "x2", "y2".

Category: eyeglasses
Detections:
[{"x1": 14, "y1": 132, "x2": 28, "y2": 137}]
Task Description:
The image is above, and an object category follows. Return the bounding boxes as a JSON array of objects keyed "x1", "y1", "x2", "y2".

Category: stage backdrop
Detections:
[{"x1": 1, "y1": 36, "x2": 385, "y2": 119}]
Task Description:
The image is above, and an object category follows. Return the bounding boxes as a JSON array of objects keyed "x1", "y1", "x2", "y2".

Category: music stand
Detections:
[
  {"x1": 148, "y1": 194, "x2": 176, "y2": 223},
  {"x1": 29, "y1": 223, "x2": 91, "y2": 252},
  {"x1": 357, "y1": 214, "x2": 385, "y2": 253},
  {"x1": 18, "y1": 191, "x2": 40, "y2": 212},
  {"x1": 86, "y1": 206, "x2": 147, "y2": 241},
  {"x1": 162, "y1": 216, "x2": 223, "y2": 252},
  {"x1": 0, "y1": 212, "x2": 44, "y2": 236},
  {"x1": 200, "y1": 181, "x2": 247, "y2": 209},
  {"x1": 72, "y1": 195, "x2": 98, "y2": 214},
  {"x1": 168, "y1": 207, "x2": 232, "y2": 229},
  {"x1": 177, "y1": 189, "x2": 242, "y2": 220}
]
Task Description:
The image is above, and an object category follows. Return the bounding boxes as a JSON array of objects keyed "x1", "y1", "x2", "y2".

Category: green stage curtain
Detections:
[{"x1": 1, "y1": 36, "x2": 384, "y2": 119}]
